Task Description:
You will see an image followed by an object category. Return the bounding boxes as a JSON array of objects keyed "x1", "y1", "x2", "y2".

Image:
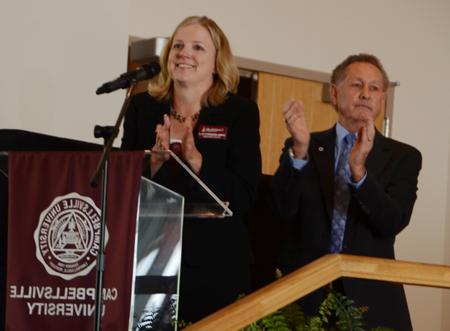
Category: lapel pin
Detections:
[{"x1": 318, "y1": 146, "x2": 324, "y2": 152}]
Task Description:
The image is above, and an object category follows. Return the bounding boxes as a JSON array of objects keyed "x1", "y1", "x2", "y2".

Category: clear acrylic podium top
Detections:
[
  {"x1": 131, "y1": 177, "x2": 184, "y2": 331},
  {"x1": 130, "y1": 149, "x2": 234, "y2": 330}
]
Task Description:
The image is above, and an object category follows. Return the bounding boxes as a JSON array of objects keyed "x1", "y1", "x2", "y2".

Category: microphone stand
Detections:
[{"x1": 90, "y1": 81, "x2": 137, "y2": 331}]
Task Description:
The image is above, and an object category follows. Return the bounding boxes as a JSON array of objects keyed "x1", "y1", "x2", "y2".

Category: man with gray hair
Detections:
[{"x1": 272, "y1": 53, "x2": 421, "y2": 330}]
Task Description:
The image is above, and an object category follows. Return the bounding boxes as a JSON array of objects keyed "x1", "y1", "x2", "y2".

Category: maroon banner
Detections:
[{"x1": 6, "y1": 151, "x2": 143, "y2": 330}]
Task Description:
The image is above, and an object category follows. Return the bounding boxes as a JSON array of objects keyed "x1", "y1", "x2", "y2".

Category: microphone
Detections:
[{"x1": 96, "y1": 62, "x2": 161, "y2": 94}]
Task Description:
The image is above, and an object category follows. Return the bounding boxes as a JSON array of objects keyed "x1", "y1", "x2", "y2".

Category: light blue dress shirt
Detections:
[{"x1": 289, "y1": 122, "x2": 367, "y2": 188}]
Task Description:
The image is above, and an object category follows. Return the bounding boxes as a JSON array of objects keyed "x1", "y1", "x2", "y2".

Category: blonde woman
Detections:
[{"x1": 122, "y1": 16, "x2": 261, "y2": 323}]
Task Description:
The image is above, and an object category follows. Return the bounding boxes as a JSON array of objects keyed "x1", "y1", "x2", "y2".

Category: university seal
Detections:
[{"x1": 33, "y1": 192, "x2": 108, "y2": 280}]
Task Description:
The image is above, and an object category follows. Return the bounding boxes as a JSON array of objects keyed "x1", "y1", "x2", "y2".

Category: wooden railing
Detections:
[{"x1": 184, "y1": 254, "x2": 450, "y2": 331}]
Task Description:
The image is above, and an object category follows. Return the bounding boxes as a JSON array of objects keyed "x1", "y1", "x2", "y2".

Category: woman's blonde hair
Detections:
[{"x1": 148, "y1": 16, "x2": 239, "y2": 107}]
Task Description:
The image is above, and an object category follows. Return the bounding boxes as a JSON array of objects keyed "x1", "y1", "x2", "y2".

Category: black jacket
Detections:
[
  {"x1": 272, "y1": 126, "x2": 422, "y2": 330},
  {"x1": 122, "y1": 92, "x2": 262, "y2": 267}
]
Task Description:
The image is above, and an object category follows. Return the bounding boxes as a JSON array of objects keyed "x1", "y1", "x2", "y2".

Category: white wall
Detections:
[
  {"x1": 2, "y1": 0, "x2": 450, "y2": 329},
  {"x1": 443, "y1": 136, "x2": 450, "y2": 329},
  {"x1": 0, "y1": 0, "x2": 130, "y2": 144}
]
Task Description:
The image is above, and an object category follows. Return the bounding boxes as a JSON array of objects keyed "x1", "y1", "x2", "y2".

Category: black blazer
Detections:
[
  {"x1": 122, "y1": 92, "x2": 262, "y2": 267},
  {"x1": 272, "y1": 126, "x2": 422, "y2": 330}
]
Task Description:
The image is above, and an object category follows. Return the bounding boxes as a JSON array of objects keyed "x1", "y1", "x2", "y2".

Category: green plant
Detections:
[
  {"x1": 239, "y1": 288, "x2": 395, "y2": 331},
  {"x1": 174, "y1": 276, "x2": 395, "y2": 331}
]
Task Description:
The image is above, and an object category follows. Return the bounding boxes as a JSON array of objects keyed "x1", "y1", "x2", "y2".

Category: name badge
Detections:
[{"x1": 197, "y1": 125, "x2": 228, "y2": 140}]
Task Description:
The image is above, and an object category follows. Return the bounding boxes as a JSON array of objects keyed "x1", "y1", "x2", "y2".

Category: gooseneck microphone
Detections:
[{"x1": 96, "y1": 62, "x2": 161, "y2": 94}]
